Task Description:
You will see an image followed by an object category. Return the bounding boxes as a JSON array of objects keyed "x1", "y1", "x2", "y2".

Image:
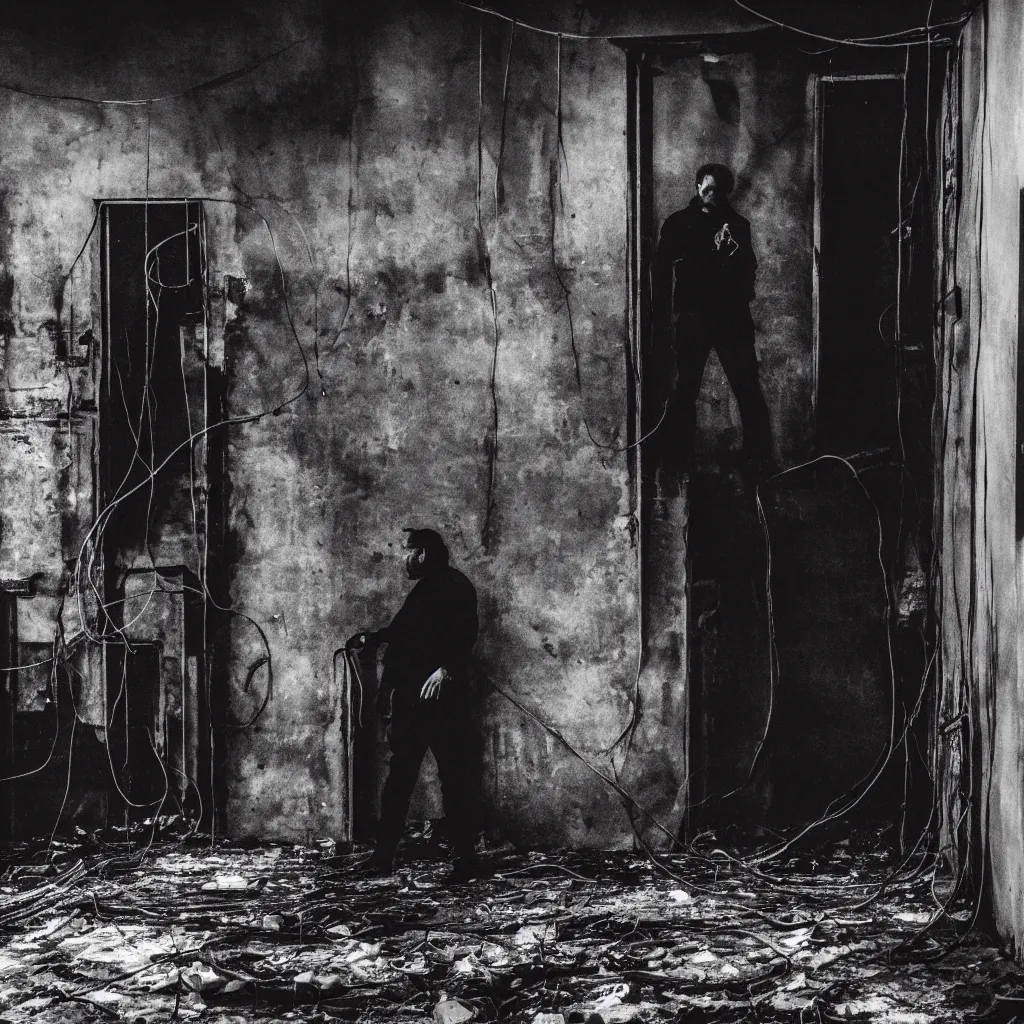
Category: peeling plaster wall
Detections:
[
  {"x1": 935, "y1": 0, "x2": 1024, "y2": 952},
  {"x1": 0, "y1": 1, "x2": 685, "y2": 847},
  {"x1": 0, "y1": 0, "x2": 928, "y2": 850}
]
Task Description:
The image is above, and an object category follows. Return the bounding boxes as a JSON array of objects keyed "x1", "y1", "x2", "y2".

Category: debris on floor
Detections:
[{"x1": 0, "y1": 824, "x2": 1018, "y2": 1022}]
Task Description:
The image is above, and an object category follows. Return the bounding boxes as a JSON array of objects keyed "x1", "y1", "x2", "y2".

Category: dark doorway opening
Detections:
[
  {"x1": 629, "y1": 47, "x2": 929, "y2": 838},
  {"x1": 99, "y1": 201, "x2": 216, "y2": 826},
  {"x1": 815, "y1": 76, "x2": 904, "y2": 456}
]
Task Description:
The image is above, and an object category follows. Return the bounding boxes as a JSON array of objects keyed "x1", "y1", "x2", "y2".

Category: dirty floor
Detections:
[{"x1": 0, "y1": 825, "x2": 1018, "y2": 1023}]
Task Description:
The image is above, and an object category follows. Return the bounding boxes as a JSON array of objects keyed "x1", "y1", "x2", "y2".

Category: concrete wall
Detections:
[
  {"x1": 0, "y1": 0, "x2": 688, "y2": 847},
  {"x1": 0, "y1": 0, "x2": 936, "y2": 849},
  {"x1": 935, "y1": 0, "x2": 1024, "y2": 952}
]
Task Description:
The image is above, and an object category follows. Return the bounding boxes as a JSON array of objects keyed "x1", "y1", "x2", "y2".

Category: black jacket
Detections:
[
  {"x1": 655, "y1": 197, "x2": 757, "y2": 316},
  {"x1": 377, "y1": 565, "x2": 478, "y2": 691}
]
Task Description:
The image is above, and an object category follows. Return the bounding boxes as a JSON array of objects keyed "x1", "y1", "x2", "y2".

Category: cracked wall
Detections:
[
  {"x1": 0, "y1": 0, "x2": 681, "y2": 847},
  {"x1": 0, "y1": 0, "x2": 929, "y2": 849}
]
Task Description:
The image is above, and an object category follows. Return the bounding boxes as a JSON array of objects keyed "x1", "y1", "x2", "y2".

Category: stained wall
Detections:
[
  {"x1": 0, "y1": 0, "x2": 926, "y2": 848},
  {"x1": 0, "y1": 0, "x2": 680, "y2": 847}
]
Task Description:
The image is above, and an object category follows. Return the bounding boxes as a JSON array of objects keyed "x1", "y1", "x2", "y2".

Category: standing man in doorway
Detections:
[
  {"x1": 348, "y1": 527, "x2": 481, "y2": 882},
  {"x1": 654, "y1": 162, "x2": 772, "y2": 472}
]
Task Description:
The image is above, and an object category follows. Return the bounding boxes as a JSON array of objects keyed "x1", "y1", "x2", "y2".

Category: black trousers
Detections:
[
  {"x1": 673, "y1": 304, "x2": 771, "y2": 466},
  {"x1": 374, "y1": 686, "x2": 477, "y2": 860}
]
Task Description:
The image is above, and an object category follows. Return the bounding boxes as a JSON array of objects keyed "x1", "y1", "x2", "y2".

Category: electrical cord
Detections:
[
  {"x1": 73, "y1": 194, "x2": 312, "y2": 647},
  {"x1": 484, "y1": 673, "x2": 679, "y2": 846},
  {"x1": 454, "y1": 0, "x2": 975, "y2": 44},
  {"x1": 897, "y1": 21, "x2": 986, "y2": 957},
  {"x1": 710, "y1": 455, "x2": 899, "y2": 867},
  {"x1": 709, "y1": 484, "x2": 778, "y2": 805},
  {"x1": 28, "y1": 194, "x2": 303, "y2": 838},
  {"x1": 731, "y1": 0, "x2": 973, "y2": 49},
  {"x1": 0, "y1": 36, "x2": 311, "y2": 106},
  {"x1": 477, "y1": 21, "x2": 503, "y2": 552}
]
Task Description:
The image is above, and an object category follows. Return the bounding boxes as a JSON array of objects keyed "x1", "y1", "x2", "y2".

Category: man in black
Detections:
[
  {"x1": 350, "y1": 528, "x2": 480, "y2": 881},
  {"x1": 654, "y1": 163, "x2": 771, "y2": 471}
]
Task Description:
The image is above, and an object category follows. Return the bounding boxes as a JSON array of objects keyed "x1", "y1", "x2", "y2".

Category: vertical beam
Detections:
[
  {"x1": 628, "y1": 49, "x2": 691, "y2": 842},
  {"x1": 811, "y1": 74, "x2": 823, "y2": 434},
  {"x1": 1016, "y1": 188, "x2": 1024, "y2": 544},
  {"x1": 628, "y1": 48, "x2": 655, "y2": 635},
  {"x1": 0, "y1": 596, "x2": 14, "y2": 838}
]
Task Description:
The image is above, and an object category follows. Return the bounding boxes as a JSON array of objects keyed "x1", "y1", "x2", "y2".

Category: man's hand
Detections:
[
  {"x1": 715, "y1": 223, "x2": 738, "y2": 254},
  {"x1": 345, "y1": 631, "x2": 369, "y2": 651},
  {"x1": 420, "y1": 666, "x2": 451, "y2": 700},
  {"x1": 347, "y1": 629, "x2": 387, "y2": 652}
]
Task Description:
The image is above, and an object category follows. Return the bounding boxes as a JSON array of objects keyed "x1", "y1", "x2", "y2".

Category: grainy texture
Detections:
[
  {"x1": 0, "y1": 1, "x2": 662, "y2": 847},
  {"x1": 0, "y1": 828, "x2": 1010, "y2": 1023},
  {"x1": 0, "y1": 0, "x2": 939, "y2": 854}
]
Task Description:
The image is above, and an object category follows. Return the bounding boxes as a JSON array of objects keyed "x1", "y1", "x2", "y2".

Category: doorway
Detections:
[
  {"x1": 814, "y1": 75, "x2": 905, "y2": 455},
  {"x1": 629, "y1": 46, "x2": 913, "y2": 831},
  {"x1": 99, "y1": 200, "x2": 217, "y2": 825}
]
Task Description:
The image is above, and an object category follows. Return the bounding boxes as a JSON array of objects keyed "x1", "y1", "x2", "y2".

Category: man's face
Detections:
[
  {"x1": 697, "y1": 173, "x2": 719, "y2": 209},
  {"x1": 404, "y1": 542, "x2": 428, "y2": 579}
]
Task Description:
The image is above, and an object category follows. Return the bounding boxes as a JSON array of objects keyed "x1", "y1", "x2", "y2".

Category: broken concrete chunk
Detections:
[
  {"x1": 181, "y1": 962, "x2": 225, "y2": 993},
  {"x1": 434, "y1": 998, "x2": 475, "y2": 1024},
  {"x1": 201, "y1": 873, "x2": 248, "y2": 890},
  {"x1": 593, "y1": 982, "x2": 633, "y2": 1009},
  {"x1": 514, "y1": 923, "x2": 553, "y2": 946},
  {"x1": 533, "y1": 1015, "x2": 566, "y2": 1024}
]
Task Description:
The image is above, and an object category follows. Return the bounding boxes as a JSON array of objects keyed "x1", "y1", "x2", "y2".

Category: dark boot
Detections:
[
  {"x1": 355, "y1": 848, "x2": 395, "y2": 876},
  {"x1": 446, "y1": 852, "x2": 488, "y2": 884}
]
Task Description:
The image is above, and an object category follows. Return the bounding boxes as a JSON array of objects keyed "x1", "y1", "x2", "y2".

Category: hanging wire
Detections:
[
  {"x1": 454, "y1": 0, "x2": 973, "y2": 45},
  {"x1": 476, "y1": 20, "x2": 503, "y2": 552},
  {"x1": 550, "y1": 34, "x2": 668, "y2": 456},
  {"x1": 0, "y1": 36, "x2": 310, "y2": 106},
  {"x1": 730, "y1": 0, "x2": 972, "y2": 49},
  {"x1": 13, "y1": 187, "x2": 313, "y2": 843}
]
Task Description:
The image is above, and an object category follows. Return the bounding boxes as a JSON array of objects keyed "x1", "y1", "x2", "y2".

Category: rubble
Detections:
[{"x1": 0, "y1": 825, "x2": 1016, "y2": 1021}]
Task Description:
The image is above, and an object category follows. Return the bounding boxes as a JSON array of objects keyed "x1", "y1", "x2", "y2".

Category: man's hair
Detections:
[
  {"x1": 403, "y1": 527, "x2": 450, "y2": 565},
  {"x1": 695, "y1": 163, "x2": 735, "y2": 196}
]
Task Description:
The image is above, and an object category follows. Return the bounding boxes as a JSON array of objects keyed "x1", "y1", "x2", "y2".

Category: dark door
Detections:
[
  {"x1": 817, "y1": 77, "x2": 905, "y2": 455},
  {"x1": 100, "y1": 201, "x2": 213, "y2": 823}
]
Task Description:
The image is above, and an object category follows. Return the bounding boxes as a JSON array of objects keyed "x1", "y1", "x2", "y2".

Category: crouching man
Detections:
[{"x1": 349, "y1": 527, "x2": 481, "y2": 882}]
